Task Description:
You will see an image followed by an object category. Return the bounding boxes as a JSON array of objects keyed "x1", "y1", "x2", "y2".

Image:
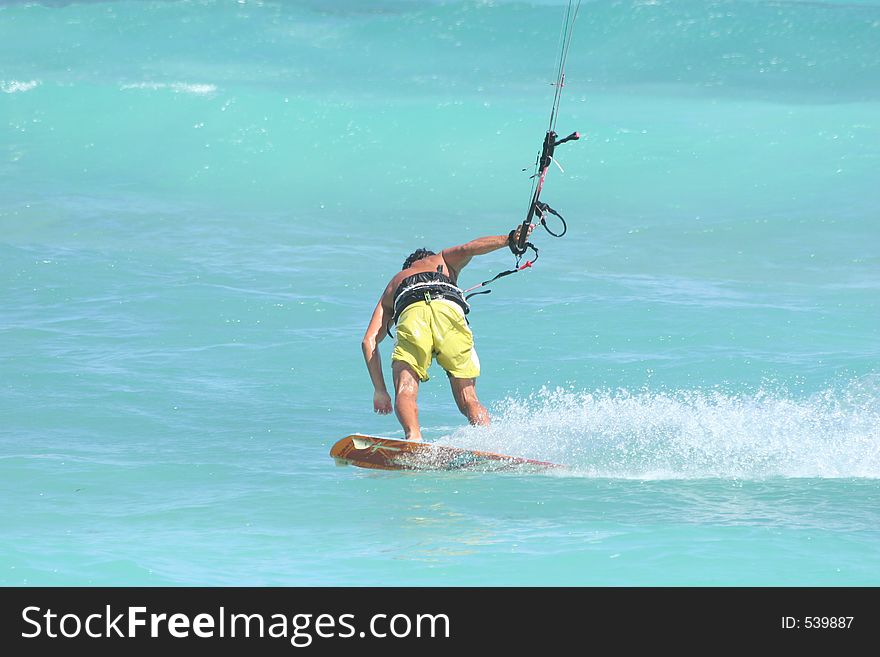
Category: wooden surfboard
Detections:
[{"x1": 329, "y1": 434, "x2": 562, "y2": 472}]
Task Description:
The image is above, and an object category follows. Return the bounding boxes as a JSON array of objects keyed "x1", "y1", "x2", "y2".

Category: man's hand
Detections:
[
  {"x1": 511, "y1": 222, "x2": 535, "y2": 244},
  {"x1": 373, "y1": 390, "x2": 392, "y2": 415}
]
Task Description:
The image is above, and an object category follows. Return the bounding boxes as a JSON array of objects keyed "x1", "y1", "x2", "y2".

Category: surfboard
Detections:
[{"x1": 329, "y1": 434, "x2": 562, "y2": 472}]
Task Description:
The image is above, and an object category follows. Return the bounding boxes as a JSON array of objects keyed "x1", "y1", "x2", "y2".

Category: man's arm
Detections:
[
  {"x1": 441, "y1": 224, "x2": 533, "y2": 278},
  {"x1": 361, "y1": 297, "x2": 393, "y2": 414}
]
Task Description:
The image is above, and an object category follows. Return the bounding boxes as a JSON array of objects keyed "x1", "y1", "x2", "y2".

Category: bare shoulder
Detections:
[{"x1": 440, "y1": 246, "x2": 468, "y2": 280}]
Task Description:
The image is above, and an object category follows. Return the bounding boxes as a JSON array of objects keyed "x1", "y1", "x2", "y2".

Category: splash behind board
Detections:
[{"x1": 329, "y1": 434, "x2": 561, "y2": 472}]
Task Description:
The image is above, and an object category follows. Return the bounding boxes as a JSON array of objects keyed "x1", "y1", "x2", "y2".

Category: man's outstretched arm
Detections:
[
  {"x1": 361, "y1": 298, "x2": 393, "y2": 414},
  {"x1": 441, "y1": 224, "x2": 533, "y2": 277}
]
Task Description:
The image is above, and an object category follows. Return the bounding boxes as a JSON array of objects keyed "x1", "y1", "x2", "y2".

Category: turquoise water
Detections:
[{"x1": 2, "y1": 0, "x2": 879, "y2": 585}]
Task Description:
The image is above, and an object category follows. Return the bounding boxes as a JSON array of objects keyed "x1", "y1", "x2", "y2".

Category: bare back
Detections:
[{"x1": 379, "y1": 253, "x2": 460, "y2": 312}]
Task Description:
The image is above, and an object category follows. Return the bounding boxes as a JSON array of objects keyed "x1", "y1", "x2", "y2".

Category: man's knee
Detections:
[{"x1": 395, "y1": 389, "x2": 417, "y2": 407}]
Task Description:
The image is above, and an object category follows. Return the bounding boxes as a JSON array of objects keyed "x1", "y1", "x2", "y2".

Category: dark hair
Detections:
[{"x1": 402, "y1": 248, "x2": 436, "y2": 270}]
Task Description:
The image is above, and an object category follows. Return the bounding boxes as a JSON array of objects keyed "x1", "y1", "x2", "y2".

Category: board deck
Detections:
[{"x1": 329, "y1": 434, "x2": 562, "y2": 472}]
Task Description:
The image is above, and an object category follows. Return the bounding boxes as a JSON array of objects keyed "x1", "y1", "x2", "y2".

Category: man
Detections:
[{"x1": 361, "y1": 224, "x2": 533, "y2": 441}]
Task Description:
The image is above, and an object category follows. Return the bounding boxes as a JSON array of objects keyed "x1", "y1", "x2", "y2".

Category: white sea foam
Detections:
[
  {"x1": 1, "y1": 79, "x2": 40, "y2": 94},
  {"x1": 120, "y1": 82, "x2": 217, "y2": 95},
  {"x1": 443, "y1": 376, "x2": 880, "y2": 479}
]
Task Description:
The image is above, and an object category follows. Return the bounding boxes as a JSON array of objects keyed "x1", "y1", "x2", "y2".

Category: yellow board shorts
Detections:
[{"x1": 391, "y1": 299, "x2": 481, "y2": 382}]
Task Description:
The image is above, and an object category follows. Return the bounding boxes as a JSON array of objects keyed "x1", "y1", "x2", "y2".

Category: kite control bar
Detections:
[{"x1": 511, "y1": 130, "x2": 580, "y2": 256}]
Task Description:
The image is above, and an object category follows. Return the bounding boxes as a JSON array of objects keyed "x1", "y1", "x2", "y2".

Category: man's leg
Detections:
[
  {"x1": 392, "y1": 360, "x2": 422, "y2": 441},
  {"x1": 448, "y1": 376, "x2": 490, "y2": 426}
]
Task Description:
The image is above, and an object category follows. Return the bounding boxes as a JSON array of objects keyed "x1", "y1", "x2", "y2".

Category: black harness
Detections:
[{"x1": 392, "y1": 269, "x2": 470, "y2": 326}]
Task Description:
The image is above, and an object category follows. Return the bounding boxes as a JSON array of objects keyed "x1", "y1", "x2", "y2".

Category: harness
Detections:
[{"x1": 392, "y1": 270, "x2": 470, "y2": 326}]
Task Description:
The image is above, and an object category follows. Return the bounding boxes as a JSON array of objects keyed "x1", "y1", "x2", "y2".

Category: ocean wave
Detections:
[
  {"x1": 442, "y1": 376, "x2": 880, "y2": 479},
  {"x1": 1, "y1": 79, "x2": 40, "y2": 94}
]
